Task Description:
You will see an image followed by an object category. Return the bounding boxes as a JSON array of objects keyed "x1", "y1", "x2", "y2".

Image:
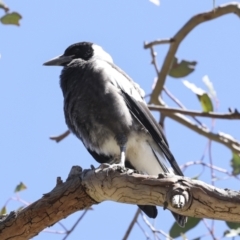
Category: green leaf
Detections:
[
  {"x1": 14, "y1": 182, "x2": 27, "y2": 192},
  {"x1": 231, "y1": 152, "x2": 240, "y2": 175},
  {"x1": 0, "y1": 0, "x2": 9, "y2": 12},
  {"x1": 182, "y1": 80, "x2": 213, "y2": 112},
  {"x1": 224, "y1": 228, "x2": 240, "y2": 237},
  {"x1": 169, "y1": 217, "x2": 201, "y2": 238},
  {"x1": 226, "y1": 221, "x2": 240, "y2": 230},
  {"x1": 0, "y1": 206, "x2": 7, "y2": 215},
  {"x1": 168, "y1": 57, "x2": 197, "y2": 78},
  {"x1": 0, "y1": 12, "x2": 22, "y2": 26},
  {"x1": 198, "y1": 93, "x2": 213, "y2": 113}
]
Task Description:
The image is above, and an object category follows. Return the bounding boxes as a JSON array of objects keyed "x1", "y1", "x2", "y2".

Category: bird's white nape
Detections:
[{"x1": 92, "y1": 44, "x2": 113, "y2": 63}]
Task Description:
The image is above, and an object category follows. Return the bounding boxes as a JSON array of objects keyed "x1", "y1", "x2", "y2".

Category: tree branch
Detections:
[
  {"x1": 1, "y1": 165, "x2": 240, "y2": 239},
  {"x1": 122, "y1": 209, "x2": 141, "y2": 240},
  {"x1": 148, "y1": 101, "x2": 240, "y2": 154},
  {"x1": 0, "y1": 166, "x2": 97, "y2": 240},
  {"x1": 144, "y1": 38, "x2": 175, "y2": 48},
  {"x1": 148, "y1": 105, "x2": 240, "y2": 120},
  {"x1": 148, "y1": 2, "x2": 240, "y2": 104},
  {"x1": 162, "y1": 87, "x2": 204, "y2": 126},
  {"x1": 50, "y1": 130, "x2": 70, "y2": 143},
  {"x1": 164, "y1": 107, "x2": 240, "y2": 154}
]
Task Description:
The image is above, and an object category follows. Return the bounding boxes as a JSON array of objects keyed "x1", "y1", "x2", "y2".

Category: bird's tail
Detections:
[
  {"x1": 172, "y1": 212, "x2": 187, "y2": 227},
  {"x1": 138, "y1": 205, "x2": 157, "y2": 218}
]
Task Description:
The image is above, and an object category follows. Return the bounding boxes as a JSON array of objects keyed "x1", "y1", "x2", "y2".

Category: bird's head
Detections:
[{"x1": 43, "y1": 41, "x2": 113, "y2": 66}]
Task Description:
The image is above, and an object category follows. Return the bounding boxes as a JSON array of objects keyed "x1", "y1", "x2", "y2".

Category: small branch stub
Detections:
[{"x1": 67, "y1": 165, "x2": 82, "y2": 180}]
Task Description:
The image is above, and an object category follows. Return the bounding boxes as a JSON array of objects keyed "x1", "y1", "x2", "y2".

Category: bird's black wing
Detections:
[
  {"x1": 121, "y1": 91, "x2": 183, "y2": 176},
  {"x1": 107, "y1": 61, "x2": 183, "y2": 176}
]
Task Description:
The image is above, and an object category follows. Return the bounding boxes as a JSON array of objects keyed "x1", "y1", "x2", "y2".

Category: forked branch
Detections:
[{"x1": 147, "y1": 2, "x2": 240, "y2": 103}]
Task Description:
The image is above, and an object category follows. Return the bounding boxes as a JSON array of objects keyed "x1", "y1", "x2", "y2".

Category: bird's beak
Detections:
[{"x1": 43, "y1": 55, "x2": 74, "y2": 66}]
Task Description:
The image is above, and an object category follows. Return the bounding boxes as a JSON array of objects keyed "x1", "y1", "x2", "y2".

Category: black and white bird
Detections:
[{"x1": 44, "y1": 42, "x2": 187, "y2": 227}]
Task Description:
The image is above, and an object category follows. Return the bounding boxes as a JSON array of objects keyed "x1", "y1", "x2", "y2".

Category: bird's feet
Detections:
[{"x1": 101, "y1": 163, "x2": 126, "y2": 175}]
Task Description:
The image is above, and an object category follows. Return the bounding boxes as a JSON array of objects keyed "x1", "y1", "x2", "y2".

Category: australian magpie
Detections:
[{"x1": 43, "y1": 41, "x2": 187, "y2": 227}]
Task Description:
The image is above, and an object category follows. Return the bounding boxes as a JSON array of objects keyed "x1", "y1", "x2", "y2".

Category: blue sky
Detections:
[{"x1": 1, "y1": 1, "x2": 240, "y2": 239}]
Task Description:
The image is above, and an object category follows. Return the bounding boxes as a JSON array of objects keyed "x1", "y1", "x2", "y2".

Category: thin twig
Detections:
[
  {"x1": 50, "y1": 130, "x2": 70, "y2": 143},
  {"x1": 144, "y1": 38, "x2": 175, "y2": 48},
  {"x1": 141, "y1": 213, "x2": 172, "y2": 240},
  {"x1": 150, "y1": 47, "x2": 159, "y2": 74},
  {"x1": 202, "y1": 219, "x2": 217, "y2": 240},
  {"x1": 62, "y1": 209, "x2": 89, "y2": 240},
  {"x1": 148, "y1": 105, "x2": 240, "y2": 120},
  {"x1": 149, "y1": 2, "x2": 240, "y2": 104},
  {"x1": 43, "y1": 229, "x2": 65, "y2": 234},
  {"x1": 181, "y1": 160, "x2": 240, "y2": 180},
  {"x1": 136, "y1": 221, "x2": 151, "y2": 240},
  {"x1": 122, "y1": 208, "x2": 141, "y2": 240},
  {"x1": 208, "y1": 138, "x2": 215, "y2": 186},
  {"x1": 159, "y1": 113, "x2": 165, "y2": 130},
  {"x1": 58, "y1": 221, "x2": 68, "y2": 232},
  {"x1": 163, "y1": 87, "x2": 204, "y2": 126}
]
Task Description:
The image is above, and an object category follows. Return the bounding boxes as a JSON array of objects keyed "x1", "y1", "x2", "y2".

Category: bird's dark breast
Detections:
[{"x1": 60, "y1": 62, "x2": 132, "y2": 150}]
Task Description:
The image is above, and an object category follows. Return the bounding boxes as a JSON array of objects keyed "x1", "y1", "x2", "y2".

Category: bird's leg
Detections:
[
  {"x1": 119, "y1": 145, "x2": 126, "y2": 167},
  {"x1": 106, "y1": 144, "x2": 127, "y2": 175},
  {"x1": 106, "y1": 136, "x2": 127, "y2": 175}
]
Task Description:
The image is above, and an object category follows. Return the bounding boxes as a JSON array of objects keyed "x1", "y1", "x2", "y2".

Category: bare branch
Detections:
[
  {"x1": 0, "y1": 166, "x2": 96, "y2": 240},
  {"x1": 162, "y1": 87, "x2": 204, "y2": 126},
  {"x1": 62, "y1": 210, "x2": 89, "y2": 240},
  {"x1": 181, "y1": 160, "x2": 240, "y2": 180},
  {"x1": 82, "y1": 165, "x2": 240, "y2": 222},
  {"x1": 122, "y1": 209, "x2": 141, "y2": 240},
  {"x1": 162, "y1": 107, "x2": 240, "y2": 154},
  {"x1": 50, "y1": 130, "x2": 70, "y2": 143},
  {"x1": 149, "y1": 2, "x2": 240, "y2": 103},
  {"x1": 202, "y1": 219, "x2": 217, "y2": 240},
  {"x1": 144, "y1": 38, "x2": 175, "y2": 49},
  {"x1": 141, "y1": 213, "x2": 172, "y2": 240},
  {"x1": 1, "y1": 164, "x2": 240, "y2": 239},
  {"x1": 148, "y1": 105, "x2": 240, "y2": 120},
  {"x1": 150, "y1": 47, "x2": 159, "y2": 74},
  {"x1": 136, "y1": 221, "x2": 151, "y2": 240}
]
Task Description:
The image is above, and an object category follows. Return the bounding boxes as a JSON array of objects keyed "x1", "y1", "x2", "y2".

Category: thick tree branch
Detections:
[
  {"x1": 0, "y1": 166, "x2": 97, "y2": 240},
  {"x1": 148, "y1": 2, "x2": 240, "y2": 104},
  {"x1": 1, "y1": 165, "x2": 240, "y2": 239},
  {"x1": 148, "y1": 105, "x2": 240, "y2": 120}
]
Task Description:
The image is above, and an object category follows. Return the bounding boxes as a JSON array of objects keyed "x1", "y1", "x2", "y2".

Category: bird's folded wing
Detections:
[{"x1": 107, "y1": 61, "x2": 184, "y2": 176}]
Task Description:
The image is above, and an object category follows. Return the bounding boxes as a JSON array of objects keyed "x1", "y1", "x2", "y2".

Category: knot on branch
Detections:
[
  {"x1": 166, "y1": 182, "x2": 191, "y2": 212},
  {"x1": 67, "y1": 165, "x2": 82, "y2": 181}
]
